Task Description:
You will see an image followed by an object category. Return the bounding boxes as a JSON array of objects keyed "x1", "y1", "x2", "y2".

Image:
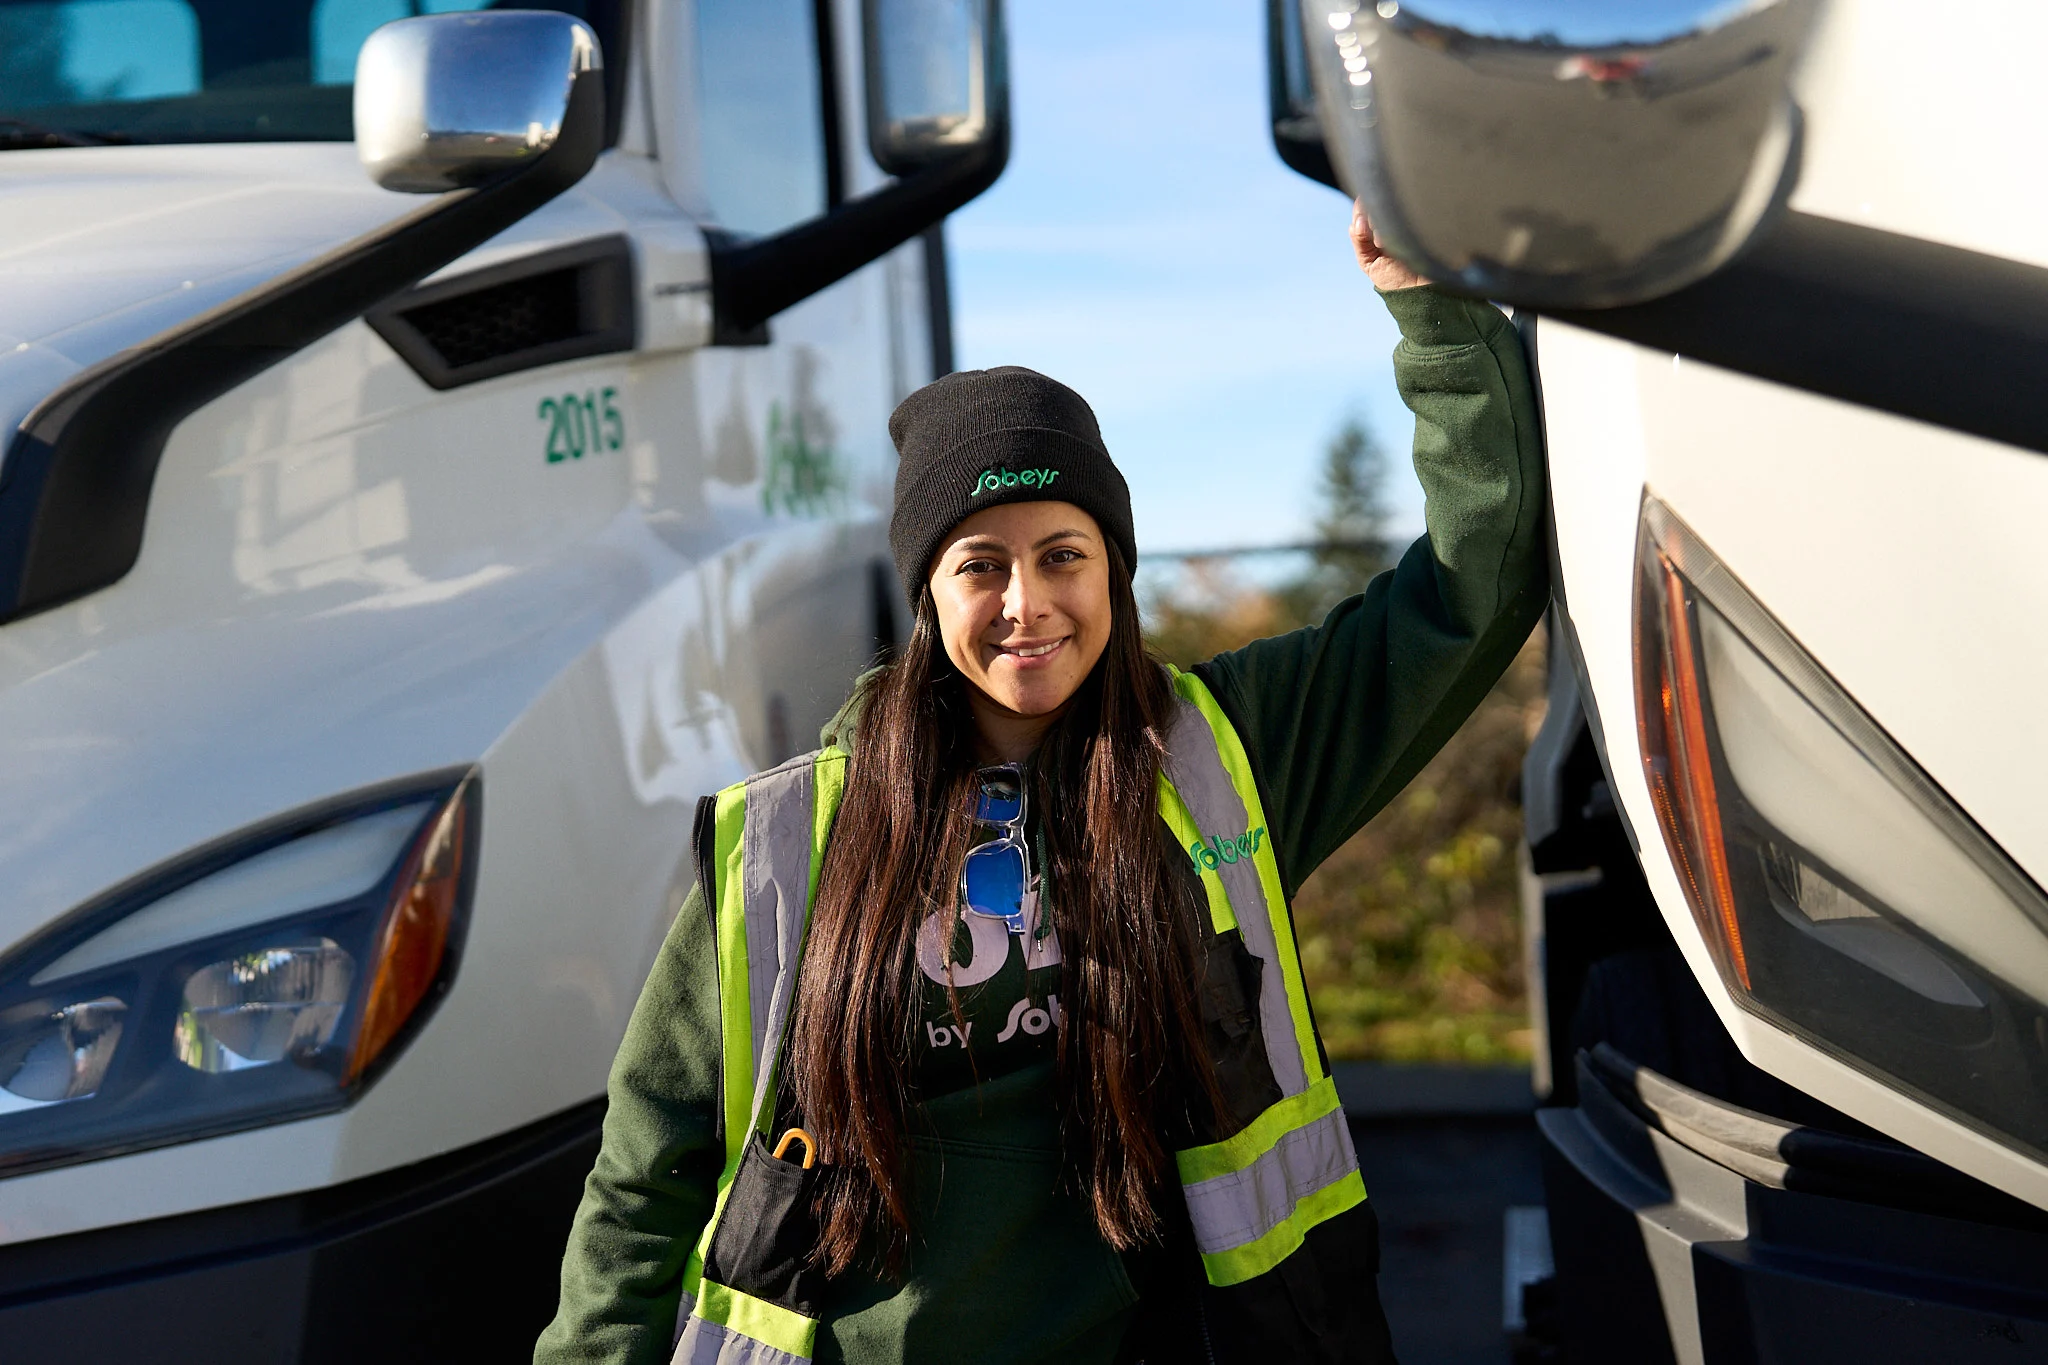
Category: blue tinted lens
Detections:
[
  {"x1": 974, "y1": 773, "x2": 1024, "y2": 827},
  {"x1": 962, "y1": 841, "x2": 1029, "y2": 932}
]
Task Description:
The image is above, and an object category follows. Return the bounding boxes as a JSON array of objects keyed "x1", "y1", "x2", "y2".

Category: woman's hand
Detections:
[{"x1": 1350, "y1": 199, "x2": 1432, "y2": 292}]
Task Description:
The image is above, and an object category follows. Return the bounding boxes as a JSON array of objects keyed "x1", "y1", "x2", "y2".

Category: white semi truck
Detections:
[
  {"x1": 1271, "y1": 0, "x2": 2048, "y2": 1359},
  {"x1": 0, "y1": 1, "x2": 1005, "y2": 1356}
]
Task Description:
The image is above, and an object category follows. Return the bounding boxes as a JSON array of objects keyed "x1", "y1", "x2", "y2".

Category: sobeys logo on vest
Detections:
[
  {"x1": 1189, "y1": 826, "x2": 1266, "y2": 871},
  {"x1": 968, "y1": 466, "x2": 1060, "y2": 497}
]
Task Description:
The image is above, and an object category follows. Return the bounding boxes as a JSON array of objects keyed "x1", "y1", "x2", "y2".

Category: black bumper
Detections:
[
  {"x1": 0, "y1": 1099, "x2": 603, "y2": 1363},
  {"x1": 1539, "y1": 1051, "x2": 2048, "y2": 1364}
]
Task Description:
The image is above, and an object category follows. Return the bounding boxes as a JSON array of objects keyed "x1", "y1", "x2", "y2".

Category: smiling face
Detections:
[{"x1": 929, "y1": 500, "x2": 1113, "y2": 758}]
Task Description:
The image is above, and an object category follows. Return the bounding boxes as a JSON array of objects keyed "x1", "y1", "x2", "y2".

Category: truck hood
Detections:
[{"x1": 0, "y1": 143, "x2": 415, "y2": 441}]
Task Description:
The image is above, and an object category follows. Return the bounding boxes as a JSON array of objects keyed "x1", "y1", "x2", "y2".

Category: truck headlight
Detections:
[
  {"x1": 0, "y1": 772, "x2": 477, "y2": 1177},
  {"x1": 1634, "y1": 497, "x2": 2048, "y2": 1164}
]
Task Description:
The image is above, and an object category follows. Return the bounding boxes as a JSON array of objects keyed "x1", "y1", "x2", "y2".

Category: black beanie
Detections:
[{"x1": 887, "y1": 366, "x2": 1136, "y2": 606}]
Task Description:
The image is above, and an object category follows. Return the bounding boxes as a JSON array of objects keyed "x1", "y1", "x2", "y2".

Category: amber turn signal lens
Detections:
[
  {"x1": 346, "y1": 780, "x2": 473, "y2": 1082},
  {"x1": 1635, "y1": 510, "x2": 1750, "y2": 990}
]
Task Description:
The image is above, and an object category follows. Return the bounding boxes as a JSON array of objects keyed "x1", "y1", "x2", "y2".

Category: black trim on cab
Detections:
[
  {"x1": 1548, "y1": 211, "x2": 2048, "y2": 459},
  {"x1": 0, "y1": 1099, "x2": 604, "y2": 1364},
  {"x1": 813, "y1": 0, "x2": 847, "y2": 208},
  {"x1": 708, "y1": 130, "x2": 1008, "y2": 341},
  {"x1": 922, "y1": 222, "x2": 955, "y2": 378},
  {"x1": 0, "y1": 68, "x2": 607, "y2": 626},
  {"x1": 366, "y1": 234, "x2": 636, "y2": 390}
]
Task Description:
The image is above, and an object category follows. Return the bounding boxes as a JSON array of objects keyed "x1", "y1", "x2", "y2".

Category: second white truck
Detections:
[{"x1": 1271, "y1": 0, "x2": 2048, "y2": 1359}]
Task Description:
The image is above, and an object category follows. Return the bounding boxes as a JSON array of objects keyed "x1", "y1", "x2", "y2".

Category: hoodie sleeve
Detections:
[
  {"x1": 1190, "y1": 286, "x2": 1548, "y2": 899},
  {"x1": 534, "y1": 880, "x2": 725, "y2": 1365}
]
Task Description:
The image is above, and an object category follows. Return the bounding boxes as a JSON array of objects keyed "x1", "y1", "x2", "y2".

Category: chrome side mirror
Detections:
[
  {"x1": 1302, "y1": 0, "x2": 1823, "y2": 308},
  {"x1": 356, "y1": 11, "x2": 601, "y2": 194},
  {"x1": 863, "y1": 0, "x2": 1007, "y2": 176}
]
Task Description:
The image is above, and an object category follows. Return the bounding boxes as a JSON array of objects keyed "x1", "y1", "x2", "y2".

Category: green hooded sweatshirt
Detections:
[{"x1": 535, "y1": 286, "x2": 1547, "y2": 1365}]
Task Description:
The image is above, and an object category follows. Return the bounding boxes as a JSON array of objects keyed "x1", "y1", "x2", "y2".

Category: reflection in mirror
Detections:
[
  {"x1": 1301, "y1": 0, "x2": 1822, "y2": 308},
  {"x1": 355, "y1": 10, "x2": 600, "y2": 194},
  {"x1": 865, "y1": 0, "x2": 999, "y2": 175}
]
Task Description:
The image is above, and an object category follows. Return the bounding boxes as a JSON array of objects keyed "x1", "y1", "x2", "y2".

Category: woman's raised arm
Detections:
[{"x1": 1190, "y1": 209, "x2": 1548, "y2": 899}]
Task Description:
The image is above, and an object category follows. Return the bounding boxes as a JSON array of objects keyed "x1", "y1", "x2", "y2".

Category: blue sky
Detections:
[{"x1": 946, "y1": 0, "x2": 1427, "y2": 557}]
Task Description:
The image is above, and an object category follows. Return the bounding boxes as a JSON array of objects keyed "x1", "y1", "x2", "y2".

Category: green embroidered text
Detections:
[
  {"x1": 1188, "y1": 827, "x2": 1266, "y2": 871},
  {"x1": 969, "y1": 466, "x2": 1059, "y2": 497}
]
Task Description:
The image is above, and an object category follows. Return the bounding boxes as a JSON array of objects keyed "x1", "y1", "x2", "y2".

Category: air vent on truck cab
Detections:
[{"x1": 367, "y1": 234, "x2": 635, "y2": 390}]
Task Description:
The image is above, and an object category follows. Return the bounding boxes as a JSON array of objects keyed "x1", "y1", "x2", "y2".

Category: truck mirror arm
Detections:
[
  {"x1": 704, "y1": 124, "x2": 1009, "y2": 343},
  {"x1": 0, "y1": 68, "x2": 606, "y2": 627}
]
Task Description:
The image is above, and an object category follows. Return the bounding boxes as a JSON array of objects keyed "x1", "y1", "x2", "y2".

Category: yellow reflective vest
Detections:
[{"x1": 673, "y1": 669, "x2": 1371, "y2": 1364}]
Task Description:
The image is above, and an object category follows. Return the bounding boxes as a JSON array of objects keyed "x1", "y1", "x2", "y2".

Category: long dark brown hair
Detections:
[{"x1": 785, "y1": 542, "x2": 1217, "y2": 1275}]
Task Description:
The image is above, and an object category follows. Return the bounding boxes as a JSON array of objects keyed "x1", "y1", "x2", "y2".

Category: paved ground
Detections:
[{"x1": 1338, "y1": 1065, "x2": 1544, "y2": 1365}]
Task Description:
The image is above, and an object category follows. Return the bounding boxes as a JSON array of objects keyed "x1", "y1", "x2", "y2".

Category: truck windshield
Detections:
[{"x1": 0, "y1": 0, "x2": 614, "y2": 148}]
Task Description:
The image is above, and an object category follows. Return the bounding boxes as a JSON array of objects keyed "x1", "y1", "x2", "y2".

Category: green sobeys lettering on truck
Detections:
[
  {"x1": 968, "y1": 467, "x2": 1059, "y2": 496},
  {"x1": 1188, "y1": 827, "x2": 1266, "y2": 871}
]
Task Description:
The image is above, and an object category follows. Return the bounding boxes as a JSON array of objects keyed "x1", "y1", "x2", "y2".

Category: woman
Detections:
[{"x1": 537, "y1": 210, "x2": 1546, "y2": 1365}]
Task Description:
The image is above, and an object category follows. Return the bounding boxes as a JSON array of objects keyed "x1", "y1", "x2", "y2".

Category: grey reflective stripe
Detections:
[
  {"x1": 739, "y1": 754, "x2": 820, "y2": 1125},
  {"x1": 1162, "y1": 696, "x2": 1309, "y2": 1098},
  {"x1": 678, "y1": 758, "x2": 823, "y2": 1365},
  {"x1": 1182, "y1": 1105, "x2": 1360, "y2": 1255},
  {"x1": 671, "y1": 1315, "x2": 809, "y2": 1365}
]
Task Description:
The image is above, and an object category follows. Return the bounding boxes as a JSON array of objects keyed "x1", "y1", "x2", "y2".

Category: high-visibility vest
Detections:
[{"x1": 672, "y1": 668, "x2": 1368, "y2": 1364}]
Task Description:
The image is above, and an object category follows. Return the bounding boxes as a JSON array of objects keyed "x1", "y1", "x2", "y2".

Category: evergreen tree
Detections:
[{"x1": 1282, "y1": 416, "x2": 1392, "y2": 623}]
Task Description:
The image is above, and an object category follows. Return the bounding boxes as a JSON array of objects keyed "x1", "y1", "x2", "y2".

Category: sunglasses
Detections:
[{"x1": 961, "y1": 764, "x2": 1033, "y2": 936}]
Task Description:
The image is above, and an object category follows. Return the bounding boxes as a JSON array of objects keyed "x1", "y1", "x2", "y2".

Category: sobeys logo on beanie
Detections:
[{"x1": 968, "y1": 466, "x2": 1060, "y2": 497}]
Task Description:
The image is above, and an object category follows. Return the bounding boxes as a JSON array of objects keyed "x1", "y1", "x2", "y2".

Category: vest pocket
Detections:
[
  {"x1": 703, "y1": 1130, "x2": 829, "y2": 1316},
  {"x1": 1197, "y1": 930, "x2": 1284, "y2": 1139}
]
